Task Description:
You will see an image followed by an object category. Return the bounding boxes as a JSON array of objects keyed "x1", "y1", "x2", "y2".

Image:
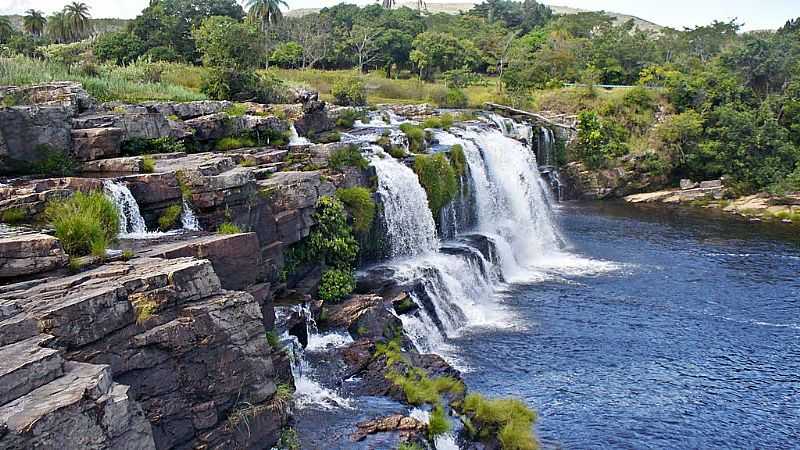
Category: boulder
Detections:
[
  {"x1": 0, "y1": 177, "x2": 103, "y2": 219},
  {"x1": 0, "y1": 334, "x2": 64, "y2": 406},
  {"x1": 71, "y1": 127, "x2": 124, "y2": 161},
  {"x1": 80, "y1": 156, "x2": 147, "y2": 173},
  {"x1": 680, "y1": 179, "x2": 699, "y2": 190},
  {"x1": 351, "y1": 415, "x2": 427, "y2": 442},
  {"x1": 1, "y1": 82, "x2": 95, "y2": 114},
  {"x1": 73, "y1": 112, "x2": 172, "y2": 141},
  {"x1": 294, "y1": 101, "x2": 334, "y2": 137},
  {"x1": 0, "y1": 106, "x2": 73, "y2": 173},
  {"x1": 0, "y1": 233, "x2": 68, "y2": 278},
  {"x1": 143, "y1": 101, "x2": 233, "y2": 120}
]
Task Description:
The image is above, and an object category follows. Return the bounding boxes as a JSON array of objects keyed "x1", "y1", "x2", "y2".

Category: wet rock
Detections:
[
  {"x1": 295, "y1": 101, "x2": 334, "y2": 137},
  {"x1": 71, "y1": 127, "x2": 123, "y2": 162},
  {"x1": 0, "y1": 233, "x2": 68, "y2": 279},
  {"x1": 351, "y1": 414, "x2": 427, "y2": 442},
  {"x1": 120, "y1": 172, "x2": 183, "y2": 220}
]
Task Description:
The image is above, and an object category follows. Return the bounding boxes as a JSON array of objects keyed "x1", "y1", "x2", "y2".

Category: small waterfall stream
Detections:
[
  {"x1": 289, "y1": 124, "x2": 311, "y2": 147},
  {"x1": 104, "y1": 180, "x2": 148, "y2": 236},
  {"x1": 180, "y1": 199, "x2": 201, "y2": 231}
]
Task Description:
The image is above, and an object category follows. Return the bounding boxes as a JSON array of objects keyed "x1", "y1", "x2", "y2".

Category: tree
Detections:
[
  {"x1": 0, "y1": 17, "x2": 13, "y2": 44},
  {"x1": 64, "y1": 2, "x2": 93, "y2": 41},
  {"x1": 192, "y1": 16, "x2": 262, "y2": 70},
  {"x1": 246, "y1": 0, "x2": 288, "y2": 31},
  {"x1": 46, "y1": 12, "x2": 71, "y2": 44},
  {"x1": 410, "y1": 32, "x2": 480, "y2": 80},
  {"x1": 23, "y1": 10, "x2": 47, "y2": 37},
  {"x1": 349, "y1": 24, "x2": 383, "y2": 72},
  {"x1": 93, "y1": 31, "x2": 144, "y2": 65},
  {"x1": 270, "y1": 41, "x2": 303, "y2": 68}
]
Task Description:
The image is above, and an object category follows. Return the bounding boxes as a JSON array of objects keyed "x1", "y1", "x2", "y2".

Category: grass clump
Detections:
[
  {"x1": 121, "y1": 249, "x2": 135, "y2": 261},
  {"x1": 29, "y1": 145, "x2": 76, "y2": 176},
  {"x1": 399, "y1": 124, "x2": 429, "y2": 153},
  {"x1": 329, "y1": 145, "x2": 369, "y2": 171},
  {"x1": 449, "y1": 144, "x2": 467, "y2": 176},
  {"x1": 276, "y1": 427, "x2": 301, "y2": 450},
  {"x1": 1, "y1": 208, "x2": 27, "y2": 224},
  {"x1": 318, "y1": 268, "x2": 357, "y2": 303},
  {"x1": 266, "y1": 330, "x2": 282, "y2": 349},
  {"x1": 462, "y1": 393, "x2": 539, "y2": 450},
  {"x1": 217, "y1": 222, "x2": 242, "y2": 234},
  {"x1": 429, "y1": 404, "x2": 452, "y2": 438},
  {"x1": 414, "y1": 153, "x2": 458, "y2": 219},
  {"x1": 215, "y1": 135, "x2": 257, "y2": 151},
  {"x1": 422, "y1": 113, "x2": 454, "y2": 130},
  {"x1": 122, "y1": 137, "x2": 185, "y2": 156},
  {"x1": 46, "y1": 191, "x2": 119, "y2": 257},
  {"x1": 141, "y1": 156, "x2": 156, "y2": 173},
  {"x1": 336, "y1": 187, "x2": 376, "y2": 234},
  {"x1": 331, "y1": 77, "x2": 367, "y2": 106},
  {"x1": 316, "y1": 131, "x2": 342, "y2": 144},
  {"x1": 133, "y1": 298, "x2": 158, "y2": 325},
  {"x1": 224, "y1": 103, "x2": 249, "y2": 117},
  {"x1": 387, "y1": 367, "x2": 464, "y2": 406},
  {"x1": 336, "y1": 108, "x2": 368, "y2": 128},
  {"x1": 397, "y1": 443, "x2": 424, "y2": 450},
  {"x1": 158, "y1": 204, "x2": 182, "y2": 231}
]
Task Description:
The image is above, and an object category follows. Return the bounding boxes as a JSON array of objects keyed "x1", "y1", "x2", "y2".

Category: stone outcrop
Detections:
[
  {"x1": 1, "y1": 82, "x2": 95, "y2": 114},
  {"x1": 73, "y1": 112, "x2": 173, "y2": 141},
  {"x1": 0, "y1": 177, "x2": 103, "y2": 219},
  {"x1": 71, "y1": 127, "x2": 124, "y2": 161},
  {"x1": 0, "y1": 256, "x2": 290, "y2": 449},
  {"x1": 0, "y1": 106, "x2": 74, "y2": 173},
  {"x1": 351, "y1": 415, "x2": 427, "y2": 442},
  {"x1": 625, "y1": 179, "x2": 726, "y2": 204},
  {"x1": 561, "y1": 157, "x2": 670, "y2": 200},
  {"x1": 0, "y1": 232, "x2": 68, "y2": 279}
]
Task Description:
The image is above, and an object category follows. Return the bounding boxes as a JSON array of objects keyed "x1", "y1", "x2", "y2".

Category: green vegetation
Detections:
[
  {"x1": 46, "y1": 191, "x2": 119, "y2": 257},
  {"x1": 335, "y1": 108, "x2": 368, "y2": 129},
  {"x1": 1, "y1": 208, "x2": 27, "y2": 224},
  {"x1": 336, "y1": 187, "x2": 376, "y2": 234},
  {"x1": 215, "y1": 135, "x2": 257, "y2": 151},
  {"x1": 463, "y1": 393, "x2": 538, "y2": 450},
  {"x1": 276, "y1": 427, "x2": 301, "y2": 450},
  {"x1": 387, "y1": 367, "x2": 464, "y2": 406},
  {"x1": 399, "y1": 124, "x2": 428, "y2": 153},
  {"x1": 121, "y1": 137, "x2": 185, "y2": 156},
  {"x1": 121, "y1": 249, "x2": 135, "y2": 261},
  {"x1": 217, "y1": 222, "x2": 242, "y2": 234},
  {"x1": 422, "y1": 113, "x2": 455, "y2": 130},
  {"x1": 329, "y1": 145, "x2": 369, "y2": 171},
  {"x1": 397, "y1": 443, "x2": 424, "y2": 450},
  {"x1": 318, "y1": 268, "x2": 357, "y2": 303},
  {"x1": 157, "y1": 204, "x2": 182, "y2": 230},
  {"x1": 331, "y1": 77, "x2": 367, "y2": 106},
  {"x1": 449, "y1": 144, "x2": 467, "y2": 176},
  {"x1": 428, "y1": 404, "x2": 452, "y2": 438},
  {"x1": 414, "y1": 153, "x2": 459, "y2": 218},
  {"x1": 133, "y1": 298, "x2": 158, "y2": 325},
  {"x1": 266, "y1": 330, "x2": 282, "y2": 349},
  {"x1": 28, "y1": 145, "x2": 76, "y2": 177},
  {"x1": 223, "y1": 103, "x2": 249, "y2": 117},
  {"x1": 141, "y1": 156, "x2": 156, "y2": 173}
]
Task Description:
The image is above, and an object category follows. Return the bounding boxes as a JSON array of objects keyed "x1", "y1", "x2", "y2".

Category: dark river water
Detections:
[
  {"x1": 296, "y1": 202, "x2": 800, "y2": 449},
  {"x1": 454, "y1": 202, "x2": 800, "y2": 449}
]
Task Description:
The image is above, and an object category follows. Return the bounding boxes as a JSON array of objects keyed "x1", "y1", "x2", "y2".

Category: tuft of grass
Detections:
[
  {"x1": 414, "y1": 153, "x2": 458, "y2": 219},
  {"x1": 397, "y1": 443, "x2": 424, "y2": 450},
  {"x1": 217, "y1": 222, "x2": 242, "y2": 235},
  {"x1": 315, "y1": 131, "x2": 342, "y2": 144},
  {"x1": 462, "y1": 393, "x2": 539, "y2": 450},
  {"x1": 1, "y1": 208, "x2": 27, "y2": 224},
  {"x1": 422, "y1": 113, "x2": 454, "y2": 130},
  {"x1": 336, "y1": 187, "x2": 376, "y2": 234},
  {"x1": 335, "y1": 108, "x2": 368, "y2": 128},
  {"x1": 429, "y1": 404, "x2": 451, "y2": 438},
  {"x1": 215, "y1": 136, "x2": 257, "y2": 152},
  {"x1": 133, "y1": 298, "x2": 158, "y2": 325},
  {"x1": 121, "y1": 249, "x2": 135, "y2": 261},
  {"x1": 277, "y1": 427, "x2": 301, "y2": 450},
  {"x1": 46, "y1": 191, "x2": 119, "y2": 257},
  {"x1": 387, "y1": 367, "x2": 464, "y2": 406},
  {"x1": 224, "y1": 103, "x2": 249, "y2": 117},
  {"x1": 329, "y1": 145, "x2": 368, "y2": 171},
  {"x1": 158, "y1": 204, "x2": 182, "y2": 231},
  {"x1": 266, "y1": 330, "x2": 282, "y2": 350},
  {"x1": 449, "y1": 144, "x2": 466, "y2": 176},
  {"x1": 141, "y1": 156, "x2": 156, "y2": 173}
]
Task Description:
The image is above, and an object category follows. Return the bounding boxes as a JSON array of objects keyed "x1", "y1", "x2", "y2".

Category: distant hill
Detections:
[
  {"x1": 286, "y1": 2, "x2": 664, "y2": 32},
  {"x1": 0, "y1": 15, "x2": 129, "y2": 35}
]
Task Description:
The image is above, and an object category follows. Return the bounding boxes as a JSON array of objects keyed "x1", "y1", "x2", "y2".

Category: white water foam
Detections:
[
  {"x1": 306, "y1": 332, "x2": 354, "y2": 352},
  {"x1": 287, "y1": 334, "x2": 353, "y2": 410},
  {"x1": 289, "y1": 124, "x2": 311, "y2": 146},
  {"x1": 181, "y1": 199, "x2": 201, "y2": 231}
]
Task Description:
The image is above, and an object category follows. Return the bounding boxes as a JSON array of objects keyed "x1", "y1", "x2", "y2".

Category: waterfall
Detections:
[
  {"x1": 104, "y1": 180, "x2": 147, "y2": 236},
  {"x1": 181, "y1": 199, "x2": 201, "y2": 231},
  {"x1": 286, "y1": 334, "x2": 353, "y2": 410},
  {"x1": 289, "y1": 124, "x2": 311, "y2": 146},
  {"x1": 370, "y1": 148, "x2": 439, "y2": 257}
]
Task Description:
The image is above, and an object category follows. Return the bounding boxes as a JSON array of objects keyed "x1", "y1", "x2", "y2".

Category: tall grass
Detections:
[
  {"x1": 45, "y1": 191, "x2": 120, "y2": 257},
  {"x1": 0, "y1": 56, "x2": 206, "y2": 103},
  {"x1": 267, "y1": 68, "x2": 503, "y2": 108}
]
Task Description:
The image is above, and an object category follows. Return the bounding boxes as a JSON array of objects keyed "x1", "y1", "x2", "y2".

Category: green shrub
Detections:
[
  {"x1": 336, "y1": 187, "x2": 376, "y2": 234},
  {"x1": 122, "y1": 137, "x2": 185, "y2": 156},
  {"x1": 266, "y1": 330, "x2": 282, "y2": 349},
  {"x1": 121, "y1": 249, "x2": 135, "y2": 260},
  {"x1": 215, "y1": 136, "x2": 257, "y2": 151},
  {"x1": 428, "y1": 404, "x2": 452, "y2": 438},
  {"x1": 422, "y1": 113, "x2": 455, "y2": 130},
  {"x1": 397, "y1": 443, "x2": 424, "y2": 450},
  {"x1": 414, "y1": 153, "x2": 458, "y2": 218},
  {"x1": 158, "y1": 204, "x2": 182, "y2": 230},
  {"x1": 329, "y1": 145, "x2": 369, "y2": 171},
  {"x1": 318, "y1": 268, "x2": 356, "y2": 303},
  {"x1": 277, "y1": 427, "x2": 301, "y2": 450},
  {"x1": 202, "y1": 68, "x2": 287, "y2": 103},
  {"x1": 462, "y1": 393, "x2": 538, "y2": 450},
  {"x1": 224, "y1": 103, "x2": 249, "y2": 117},
  {"x1": 1, "y1": 208, "x2": 27, "y2": 224},
  {"x1": 331, "y1": 77, "x2": 367, "y2": 106},
  {"x1": 217, "y1": 222, "x2": 242, "y2": 234},
  {"x1": 400, "y1": 124, "x2": 428, "y2": 153},
  {"x1": 316, "y1": 131, "x2": 342, "y2": 144},
  {"x1": 449, "y1": 144, "x2": 467, "y2": 176},
  {"x1": 431, "y1": 88, "x2": 469, "y2": 108},
  {"x1": 141, "y1": 156, "x2": 156, "y2": 173},
  {"x1": 46, "y1": 191, "x2": 120, "y2": 257},
  {"x1": 575, "y1": 110, "x2": 629, "y2": 169},
  {"x1": 336, "y1": 108, "x2": 368, "y2": 128}
]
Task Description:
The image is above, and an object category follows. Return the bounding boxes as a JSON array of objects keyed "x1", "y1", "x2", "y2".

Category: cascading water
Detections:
[
  {"x1": 289, "y1": 124, "x2": 311, "y2": 146},
  {"x1": 180, "y1": 199, "x2": 201, "y2": 231},
  {"x1": 104, "y1": 180, "x2": 147, "y2": 236}
]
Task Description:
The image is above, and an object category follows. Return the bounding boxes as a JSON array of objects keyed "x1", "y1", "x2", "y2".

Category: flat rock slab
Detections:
[
  {"x1": 0, "y1": 233, "x2": 68, "y2": 279},
  {"x1": 0, "y1": 361, "x2": 155, "y2": 449},
  {"x1": 0, "y1": 334, "x2": 63, "y2": 406}
]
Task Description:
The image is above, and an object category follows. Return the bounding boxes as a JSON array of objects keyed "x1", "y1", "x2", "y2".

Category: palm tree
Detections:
[
  {"x1": 0, "y1": 17, "x2": 13, "y2": 43},
  {"x1": 23, "y1": 9, "x2": 47, "y2": 37},
  {"x1": 47, "y1": 12, "x2": 70, "y2": 44},
  {"x1": 245, "y1": 0, "x2": 288, "y2": 31},
  {"x1": 64, "y1": 1, "x2": 92, "y2": 41}
]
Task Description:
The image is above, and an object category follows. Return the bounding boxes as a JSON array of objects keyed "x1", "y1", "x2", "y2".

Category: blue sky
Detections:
[{"x1": 1, "y1": 0, "x2": 797, "y2": 31}]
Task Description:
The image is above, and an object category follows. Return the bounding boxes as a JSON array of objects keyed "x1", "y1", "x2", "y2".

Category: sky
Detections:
[{"x1": 1, "y1": 0, "x2": 797, "y2": 31}]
